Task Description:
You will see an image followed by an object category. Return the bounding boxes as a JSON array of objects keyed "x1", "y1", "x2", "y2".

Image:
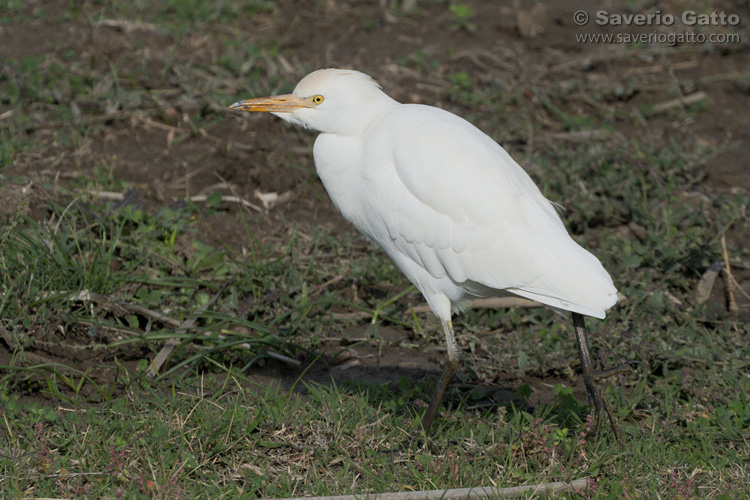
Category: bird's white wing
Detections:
[{"x1": 361, "y1": 104, "x2": 617, "y2": 318}]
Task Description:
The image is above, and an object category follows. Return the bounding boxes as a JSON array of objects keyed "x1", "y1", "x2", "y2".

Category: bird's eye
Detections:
[{"x1": 311, "y1": 95, "x2": 324, "y2": 104}]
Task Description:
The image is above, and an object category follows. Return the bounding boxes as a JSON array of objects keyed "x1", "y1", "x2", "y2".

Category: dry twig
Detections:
[
  {"x1": 624, "y1": 60, "x2": 698, "y2": 77},
  {"x1": 189, "y1": 194, "x2": 263, "y2": 213},
  {"x1": 71, "y1": 189, "x2": 264, "y2": 213},
  {"x1": 262, "y1": 478, "x2": 589, "y2": 500},
  {"x1": 54, "y1": 290, "x2": 301, "y2": 373},
  {"x1": 650, "y1": 91, "x2": 707, "y2": 115},
  {"x1": 97, "y1": 18, "x2": 160, "y2": 33}
]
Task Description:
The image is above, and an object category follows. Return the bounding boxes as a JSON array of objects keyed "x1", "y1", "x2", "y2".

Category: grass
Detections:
[
  {"x1": 1, "y1": 0, "x2": 750, "y2": 498},
  {"x1": 2, "y1": 361, "x2": 748, "y2": 498},
  {"x1": 1, "y1": 147, "x2": 747, "y2": 498}
]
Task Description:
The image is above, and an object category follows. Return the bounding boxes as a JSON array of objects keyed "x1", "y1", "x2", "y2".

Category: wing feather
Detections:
[{"x1": 361, "y1": 104, "x2": 617, "y2": 317}]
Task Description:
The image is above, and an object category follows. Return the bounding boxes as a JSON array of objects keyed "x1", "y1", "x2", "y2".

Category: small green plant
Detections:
[
  {"x1": 543, "y1": 100, "x2": 595, "y2": 131},
  {"x1": 449, "y1": 2, "x2": 475, "y2": 32},
  {"x1": 450, "y1": 71, "x2": 486, "y2": 106},
  {"x1": 403, "y1": 50, "x2": 426, "y2": 71}
]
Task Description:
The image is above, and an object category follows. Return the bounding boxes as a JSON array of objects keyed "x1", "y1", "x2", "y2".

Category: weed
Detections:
[{"x1": 448, "y1": 3, "x2": 475, "y2": 32}]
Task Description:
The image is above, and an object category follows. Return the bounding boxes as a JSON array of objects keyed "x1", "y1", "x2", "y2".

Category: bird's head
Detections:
[{"x1": 229, "y1": 68, "x2": 397, "y2": 136}]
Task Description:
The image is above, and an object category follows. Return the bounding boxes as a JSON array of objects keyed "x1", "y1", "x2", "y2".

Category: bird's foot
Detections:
[
  {"x1": 581, "y1": 370, "x2": 621, "y2": 444},
  {"x1": 582, "y1": 360, "x2": 641, "y2": 445}
]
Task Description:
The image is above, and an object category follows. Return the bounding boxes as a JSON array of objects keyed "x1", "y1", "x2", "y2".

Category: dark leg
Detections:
[
  {"x1": 572, "y1": 312, "x2": 623, "y2": 444},
  {"x1": 421, "y1": 319, "x2": 460, "y2": 433}
]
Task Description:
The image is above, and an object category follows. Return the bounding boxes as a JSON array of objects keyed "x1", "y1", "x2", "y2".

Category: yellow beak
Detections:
[{"x1": 228, "y1": 94, "x2": 313, "y2": 113}]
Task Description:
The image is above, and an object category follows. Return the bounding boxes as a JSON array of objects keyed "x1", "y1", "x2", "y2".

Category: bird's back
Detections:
[{"x1": 312, "y1": 102, "x2": 617, "y2": 320}]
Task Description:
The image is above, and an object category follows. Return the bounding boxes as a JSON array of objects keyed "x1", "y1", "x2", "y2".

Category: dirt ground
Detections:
[{"x1": 2, "y1": 0, "x2": 749, "y2": 410}]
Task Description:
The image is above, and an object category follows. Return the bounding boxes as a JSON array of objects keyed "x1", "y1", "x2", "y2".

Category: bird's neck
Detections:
[{"x1": 331, "y1": 97, "x2": 399, "y2": 138}]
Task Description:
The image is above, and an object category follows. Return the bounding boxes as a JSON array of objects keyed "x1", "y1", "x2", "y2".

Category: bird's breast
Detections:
[
  {"x1": 313, "y1": 132, "x2": 401, "y2": 248},
  {"x1": 313, "y1": 134, "x2": 370, "y2": 229}
]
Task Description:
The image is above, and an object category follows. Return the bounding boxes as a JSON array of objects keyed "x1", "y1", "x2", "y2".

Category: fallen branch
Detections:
[
  {"x1": 254, "y1": 189, "x2": 293, "y2": 211},
  {"x1": 262, "y1": 478, "x2": 589, "y2": 500},
  {"x1": 76, "y1": 190, "x2": 126, "y2": 201},
  {"x1": 728, "y1": 273, "x2": 750, "y2": 301},
  {"x1": 56, "y1": 290, "x2": 301, "y2": 373},
  {"x1": 65, "y1": 290, "x2": 179, "y2": 326},
  {"x1": 624, "y1": 60, "x2": 698, "y2": 77},
  {"x1": 309, "y1": 275, "x2": 346, "y2": 297},
  {"x1": 265, "y1": 350, "x2": 302, "y2": 367},
  {"x1": 70, "y1": 189, "x2": 264, "y2": 213},
  {"x1": 141, "y1": 117, "x2": 181, "y2": 133},
  {"x1": 650, "y1": 91, "x2": 707, "y2": 115},
  {"x1": 97, "y1": 18, "x2": 160, "y2": 33},
  {"x1": 146, "y1": 325, "x2": 199, "y2": 378},
  {"x1": 146, "y1": 284, "x2": 228, "y2": 378},
  {"x1": 188, "y1": 194, "x2": 263, "y2": 213}
]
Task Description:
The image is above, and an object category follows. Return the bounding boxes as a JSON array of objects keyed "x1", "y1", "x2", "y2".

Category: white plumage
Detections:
[{"x1": 230, "y1": 68, "x2": 621, "y2": 435}]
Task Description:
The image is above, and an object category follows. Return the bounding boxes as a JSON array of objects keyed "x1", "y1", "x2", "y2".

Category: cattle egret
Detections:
[{"x1": 230, "y1": 69, "x2": 623, "y2": 438}]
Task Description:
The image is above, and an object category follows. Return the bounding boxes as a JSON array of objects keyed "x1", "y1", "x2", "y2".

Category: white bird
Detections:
[{"x1": 230, "y1": 69, "x2": 623, "y2": 438}]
